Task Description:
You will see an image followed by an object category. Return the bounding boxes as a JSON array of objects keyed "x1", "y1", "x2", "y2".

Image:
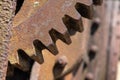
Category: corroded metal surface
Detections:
[
  {"x1": 69, "y1": 3, "x2": 106, "y2": 80},
  {"x1": 0, "y1": 0, "x2": 15, "y2": 80},
  {"x1": 13, "y1": 0, "x2": 47, "y2": 27},
  {"x1": 6, "y1": 0, "x2": 105, "y2": 80},
  {"x1": 86, "y1": 3, "x2": 107, "y2": 80},
  {"x1": 38, "y1": 21, "x2": 90, "y2": 80},
  {"x1": 9, "y1": 0, "x2": 94, "y2": 71}
]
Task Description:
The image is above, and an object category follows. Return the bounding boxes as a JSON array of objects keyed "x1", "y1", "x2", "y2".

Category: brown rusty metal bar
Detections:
[
  {"x1": 84, "y1": 2, "x2": 108, "y2": 80},
  {"x1": 69, "y1": 2, "x2": 107, "y2": 80},
  {"x1": 0, "y1": 0, "x2": 16, "y2": 80},
  {"x1": 91, "y1": 5, "x2": 107, "y2": 80}
]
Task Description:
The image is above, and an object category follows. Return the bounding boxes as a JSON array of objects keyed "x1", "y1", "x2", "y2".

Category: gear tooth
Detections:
[
  {"x1": 49, "y1": 29, "x2": 72, "y2": 45},
  {"x1": 65, "y1": 2, "x2": 81, "y2": 20},
  {"x1": 30, "y1": 51, "x2": 44, "y2": 64},
  {"x1": 63, "y1": 15, "x2": 84, "y2": 32},
  {"x1": 9, "y1": 50, "x2": 31, "y2": 71},
  {"x1": 38, "y1": 33, "x2": 59, "y2": 55},
  {"x1": 9, "y1": 53, "x2": 18, "y2": 68},
  {"x1": 25, "y1": 50, "x2": 44, "y2": 64},
  {"x1": 47, "y1": 43, "x2": 58, "y2": 55},
  {"x1": 17, "y1": 49, "x2": 32, "y2": 71},
  {"x1": 75, "y1": 3, "x2": 93, "y2": 19},
  {"x1": 7, "y1": 62, "x2": 14, "y2": 77},
  {"x1": 93, "y1": 0, "x2": 103, "y2": 5},
  {"x1": 32, "y1": 40, "x2": 45, "y2": 64},
  {"x1": 33, "y1": 39, "x2": 58, "y2": 55}
]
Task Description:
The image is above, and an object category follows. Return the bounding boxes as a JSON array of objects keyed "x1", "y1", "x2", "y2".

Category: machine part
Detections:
[
  {"x1": 79, "y1": 1, "x2": 120, "y2": 80},
  {"x1": 85, "y1": 3, "x2": 107, "y2": 80},
  {"x1": 53, "y1": 56, "x2": 68, "y2": 78},
  {"x1": 0, "y1": 0, "x2": 16, "y2": 80},
  {"x1": 71, "y1": 2, "x2": 107, "y2": 80},
  {"x1": 9, "y1": 0, "x2": 94, "y2": 71},
  {"x1": 4, "y1": 0, "x2": 103, "y2": 80},
  {"x1": 29, "y1": 1, "x2": 104, "y2": 79},
  {"x1": 13, "y1": 0, "x2": 48, "y2": 28}
]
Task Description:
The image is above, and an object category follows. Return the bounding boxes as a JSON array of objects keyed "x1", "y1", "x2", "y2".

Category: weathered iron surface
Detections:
[
  {"x1": 38, "y1": 22, "x2": 90, "y2": 80},
  {"x1": 6, "y1": 0, "x2": 105, "y2": 80},
  {"x1": 9, "y1": 0, "x2": 94, "y2": 71},
  {"x1": 0, "y1": 0, "x2": 16, "y2": 80},
  {"x1": 13, "y1": 0, "x2": 47, "y2": 27},
  {"x1": 29, "y1": 16, "x2": 91, "y2": 80},
  {"x1": 87, "y1": 5, "x2": 107, "y2": 80},
  {"x1": 70, "y1": 1, "x2": 106, "y2": 80}
]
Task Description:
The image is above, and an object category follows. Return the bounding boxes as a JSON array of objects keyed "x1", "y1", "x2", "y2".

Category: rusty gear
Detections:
[
  {"x1": 5, "y1": 0, "x2": 104, "y2": 80},
  {"x1": 9, "y1": 0, "x2": 94, "y2": 70}
]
